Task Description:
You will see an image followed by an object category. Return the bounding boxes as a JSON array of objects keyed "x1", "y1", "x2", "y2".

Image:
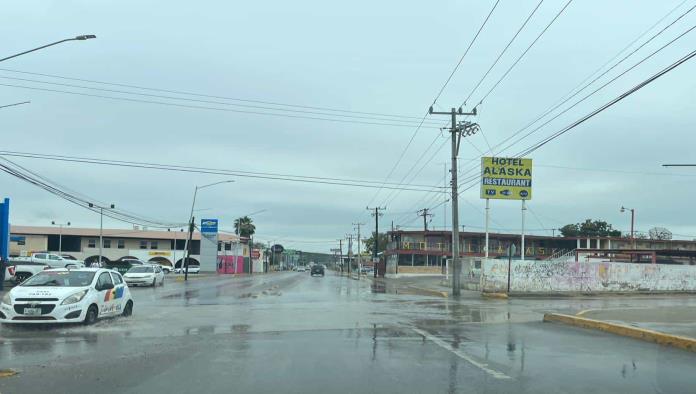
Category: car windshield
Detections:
[
  {"x1": 127, "y1": 266, "x2": 154, "y2": 273},
  {"x1": 21, "y1": 271, "x2": 95, "y2": 287}
]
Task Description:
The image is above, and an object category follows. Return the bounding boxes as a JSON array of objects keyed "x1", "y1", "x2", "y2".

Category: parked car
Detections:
[
  {"x1": 14, "y1": 253, "x2": 85, "y2": 268},
  {"x1": 0, "y1": 268, "x2": 133, "y2": 325},
  {"x1": 174, "y1": 265, "x2": 200, "y2": 274},
  {"x1": 10, "y1": 260, "x2": 51, "y2": 284},
  {"x1": 123, "y1": 264, "x2": 164, "y2": 287},
  {"x1": 310, "y1": 265, "x2": 325, "y2": 277}
]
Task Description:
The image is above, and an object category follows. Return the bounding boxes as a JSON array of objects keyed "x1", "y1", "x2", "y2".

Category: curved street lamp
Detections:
[
  {"x1": 0, "y1": 35, "x2": 96, "y2": 63},
  {"x1": 182, "y1": 180, "x2": 234, "y2": 280}
]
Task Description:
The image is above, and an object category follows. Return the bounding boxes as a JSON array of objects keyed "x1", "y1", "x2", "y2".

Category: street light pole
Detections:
[
  {"x1": 620, "y1": 206, "x2": 636, "y2": 247},
  {"x1": 88, "y1": 203, "x2": 114, "y2": 266},
  {"x1": 0, "y1": 35, "x2": 96, "y2": 63},
  {"x1": 51, "y1": 220, "x2": 70, "y2": 254},
  {"x1": 182, "y1": 180, "x2": 234, "y2": 280}
]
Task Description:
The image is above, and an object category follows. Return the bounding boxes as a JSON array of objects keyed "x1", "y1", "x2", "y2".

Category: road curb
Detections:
[
  {"x1": 482, "y1": 292, "x2": 509, "y2": 299},
  {"x1": 408, "y1": 286, "x2": 448, "y2": 298},
  {"x1": 543, "y1": 312, "x2": 696, "y2": 352}
]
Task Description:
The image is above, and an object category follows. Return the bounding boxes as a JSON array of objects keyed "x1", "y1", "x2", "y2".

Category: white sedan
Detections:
[
  {"x1": 123, "y1": 264, "x2": 165, "y2": 287},
  {"x1": 0, "y1": 268, "x2": 134, "y2": 325}
]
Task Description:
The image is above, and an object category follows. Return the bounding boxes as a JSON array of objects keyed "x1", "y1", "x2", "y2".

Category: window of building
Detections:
[
  {"x1": 140, "y1": 240, "x2": 147, "y2": 249},
  {"x1": 103, "y1": 239, "x2": 111, "y2": 248},
  {"x1": 150, "y1": 241, "x2": 158, "y2": 250},
  {"x1": 88, "y1": 239, "x2": 96, "y2": 248},
  {"x1": 117, "y1": 240, "x2": 125, "y2": 249}
]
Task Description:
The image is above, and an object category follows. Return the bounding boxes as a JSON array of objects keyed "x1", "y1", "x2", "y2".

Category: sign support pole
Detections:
[
  {"x1": 484, "y1": 198, "x2": 490, "y2": 260},
  {"x1": 521, "y1": 199, "x2": 526, "y2": 261}
]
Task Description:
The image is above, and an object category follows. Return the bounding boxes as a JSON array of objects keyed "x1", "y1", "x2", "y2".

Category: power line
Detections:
[
  {"x1": 462, "y1": 0, "x2": 545, "y2": 106},
  {"x1": 494, "y1": 8, "x2": 696, "y2": 156},
  {"x1": 473, "y1": 0, "x2": 574, "y2": 106},
  {"x1": 0, "y1": 67, "x2": 430, "y2": 121},
  {"x1": 0, "y1": 82, "x2": 441, "y2": 130},
  {"x1": 443, "y1": 46, "x2": 696, "y2": 207},
  {"x1": 0, "y1": 151, "x2": 444, "y2": 193},
  {"x1": 432, "y1": 0, "x2": 502, "y2": 105},
  {"x1": 452, "y1": 15, "x2": 696, "y2": 189},
  {"x1": 517, "y1": 49, "x2": 696, "y2": 156},
  {"x1": 0, "y1": 75, "x2": 446, "y2": 127},
  {"x1": 0, "y1": 157, "x2": 183, "y2": 228},
  {"x1": 362, "y1": 0, "x2": 502, "y2": 214}
]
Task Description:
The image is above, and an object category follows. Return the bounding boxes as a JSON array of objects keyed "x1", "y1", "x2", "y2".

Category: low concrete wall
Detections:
[
  {"x1": 397, "y1": 266, "x2": 442, "y2": 275},
  {"x1": 481, "y1": 259, "x2": 696, "y2": 294}
]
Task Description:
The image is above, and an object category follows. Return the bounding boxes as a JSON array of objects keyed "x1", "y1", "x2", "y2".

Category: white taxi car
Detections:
[{"x1": 0, "y1": 268, "x2": 133, "y2": 325}]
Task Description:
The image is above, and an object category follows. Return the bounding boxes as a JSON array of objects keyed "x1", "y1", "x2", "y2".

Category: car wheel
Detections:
[
  {"x1": 84, "y1": 305, "x2": 98, "y2": 325},
  {"x1": 122, "y1": 300, "x2": 133, "y2": 317}
]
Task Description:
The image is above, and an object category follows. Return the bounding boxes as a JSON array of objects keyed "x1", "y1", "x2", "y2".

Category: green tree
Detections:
[
  {"x1": 234, "y1": 216, "x2": 256, "y2": 237},
  {"x1": 558, "y1": 219, "x2": 621, "y2": 237},
  {"x1": 364, "y1": 232, "x2": 389, "y2": 255}
]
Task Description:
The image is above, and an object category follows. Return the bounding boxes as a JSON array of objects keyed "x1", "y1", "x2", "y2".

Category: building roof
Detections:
[
  {"x1": 10, "y1": 225, "x2": 239, "y2": 242},
  {"x1": 389, "y1": 229, "x2": 696, "y2": 244}
]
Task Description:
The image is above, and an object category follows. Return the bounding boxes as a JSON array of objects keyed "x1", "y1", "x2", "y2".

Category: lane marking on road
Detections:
[
  {"x1": 0, "y1": 369, "x2": 17, "y2": 378},
  {"x1": 412, "y1": 328, "x2": 512, "y2": 380}
]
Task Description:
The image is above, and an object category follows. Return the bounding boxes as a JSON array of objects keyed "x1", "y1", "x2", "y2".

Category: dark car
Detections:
[{"x1": 310, "y1": 265, "x2": 325, "y2": 277}]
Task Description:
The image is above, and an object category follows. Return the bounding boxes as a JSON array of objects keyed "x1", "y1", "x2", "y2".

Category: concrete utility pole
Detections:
[
  {"x1": 428, "y1": 106, "x2": 478, "y2": 296},
  {"x1": 338, "y1": 239, "x2": 344, "y2": 273},
  {"x1": 353, "y1": 222, "x2": 365, "y2": 276},
  {"x1": 367, "y1": 206, "x2": 386, "y2": 278},
  {"x1": 346, "y1": 234, "x2": 353, "y2": 275},
  {"x1": 417, "y1": 208, "x2": 433, "y2": 232}
]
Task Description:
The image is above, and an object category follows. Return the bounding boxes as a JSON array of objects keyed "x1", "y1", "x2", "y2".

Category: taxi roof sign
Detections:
[{"x1": 480, "y1": 157, "x2": 532, "y2": 200}]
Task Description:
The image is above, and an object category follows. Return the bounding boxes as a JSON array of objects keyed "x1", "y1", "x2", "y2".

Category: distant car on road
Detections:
[
  {"x1": 296, "y1": 266, "x2": 306, "y2": 272},
  {"x1": 123, "y1": 264, "x2": 164, "y2": 287},
  {"x1": 174, "y1": 265, "x2": 200, "y2": 274},
  {"x1": 0, "y1": 268, "x2": 133, "y2": 325},
  {"x1": 310, "y1": 265, "x2": 325, "y2": 277}
]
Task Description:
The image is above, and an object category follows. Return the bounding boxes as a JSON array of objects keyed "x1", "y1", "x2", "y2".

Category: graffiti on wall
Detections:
[{"x1": 481, "y1": 259, "x2": 696, "y2": 293}]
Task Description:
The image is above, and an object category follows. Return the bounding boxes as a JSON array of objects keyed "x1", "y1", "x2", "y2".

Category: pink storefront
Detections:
[{"x1": 217, "y1": 255, "x2": 245, "y2": 274}]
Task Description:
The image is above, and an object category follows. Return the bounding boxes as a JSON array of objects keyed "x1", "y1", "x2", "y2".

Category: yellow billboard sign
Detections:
[{"x1": 480, "y1": 157, "x2": 532, "y2": 200}]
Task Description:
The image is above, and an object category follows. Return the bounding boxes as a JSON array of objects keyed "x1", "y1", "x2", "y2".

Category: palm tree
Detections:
[{"x1": 234, "y1": 216, "x2": 256, "y2": 237}]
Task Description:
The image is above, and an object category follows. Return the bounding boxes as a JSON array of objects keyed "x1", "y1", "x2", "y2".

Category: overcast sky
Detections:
[{"x1": 1, "y1": 0, "x2": 695, "y2": 252}]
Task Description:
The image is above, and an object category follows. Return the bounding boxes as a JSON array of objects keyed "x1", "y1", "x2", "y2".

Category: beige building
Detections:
[{"x1": 9, "y1": 225, "x2": 241, "y2": 268}]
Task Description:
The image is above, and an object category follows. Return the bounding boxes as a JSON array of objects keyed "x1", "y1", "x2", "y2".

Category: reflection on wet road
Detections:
[{"x1": 2, "y1": 272, "x2": 696, "y2": 393}]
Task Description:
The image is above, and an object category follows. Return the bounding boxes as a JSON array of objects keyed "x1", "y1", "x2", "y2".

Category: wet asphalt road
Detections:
[{"x1": 1, "y1": 271, "x2": 696, "y2": 394}]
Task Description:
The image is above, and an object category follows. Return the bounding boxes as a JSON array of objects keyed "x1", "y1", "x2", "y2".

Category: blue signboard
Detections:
[
  {"x1": 0, "y1": 198, "x2": 9, "y2": 261},
  {"x1": 201, "y1": 218, "x2": 219, "y2": 234}
]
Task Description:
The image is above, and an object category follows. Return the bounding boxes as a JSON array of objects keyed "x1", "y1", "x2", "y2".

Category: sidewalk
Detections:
[
  {"x1": 360, "y1": 275, "x2": 479, "y2": 298},
  {"x1": 578, "y1": 306, "x2": 696, "y2": 339},
  {"x1": 545, "y1": 306, "x2": 696, "y2": 352}
]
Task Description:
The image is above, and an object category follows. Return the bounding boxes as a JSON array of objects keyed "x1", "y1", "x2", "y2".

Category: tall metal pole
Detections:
[
  {"x1": 99, "y1": 208, "x2": 103, "y2": 266},
  {"x1": 484, "y1": 199, "x2": 490, "y2": 260},
  {"x1": 521, "y1": 199, "x2": 526, "y2": 261},
  {"x1": 58, "y1": 225, "x2": 63, "y2": 254},
  {"x1": 429, "y1": 106, "x2": 477, "y2": 296},
  {"x1": 443, "y1": 163, "x2": 448, "y2": 231},
  {"x1": 367, "y1": 207, "x2": 385, "y2": 278}
]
